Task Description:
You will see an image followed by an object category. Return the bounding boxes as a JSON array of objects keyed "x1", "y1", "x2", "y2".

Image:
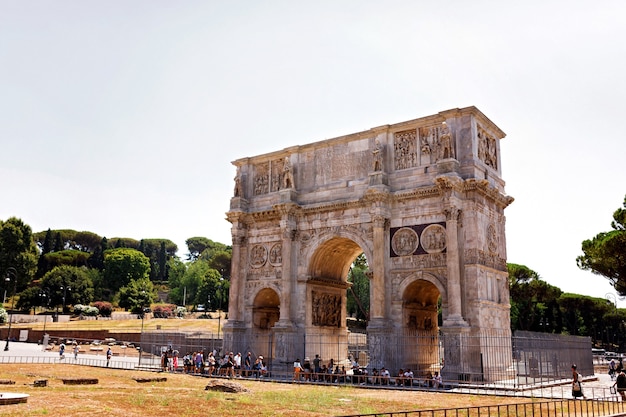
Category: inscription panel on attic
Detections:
[{"x1": 314, "y1": 143, "x2": 369, "y2": 185}]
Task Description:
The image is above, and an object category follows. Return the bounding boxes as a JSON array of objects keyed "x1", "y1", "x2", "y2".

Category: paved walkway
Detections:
[{"x1": 0, "y1": 340, "x2": 159, "y2": 369}]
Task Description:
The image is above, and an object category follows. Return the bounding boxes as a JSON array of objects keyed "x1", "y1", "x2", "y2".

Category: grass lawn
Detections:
[{"x1": 0, "y1": 364, "x2": 529, "y2": 417}]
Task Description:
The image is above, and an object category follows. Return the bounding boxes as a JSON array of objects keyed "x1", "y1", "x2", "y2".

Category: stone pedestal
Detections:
[
  {"x1": 279, "y1": 188, "x2": 298, "y2": 203},
  {"x1": 270, "y1": 324, "x2": 298, "y2": 372},
  {"x1": 368, "y1": 171, "x2": 388, "y2": 186},
  {"x1": 222, "y1": 321, "x2": 247, "y2": 354},
  {"x1": 436, "y1": 158, "x2": 460, "y2": 174},
  {"x1": 229, "y1": 197, "x2": 248, "y2": 210},
  {"x1": 366, "y1": 320, "x2": 390, "y2": 370},
  {"x1": 440, "y1": 326, "x2": 472, "y2": 382}
]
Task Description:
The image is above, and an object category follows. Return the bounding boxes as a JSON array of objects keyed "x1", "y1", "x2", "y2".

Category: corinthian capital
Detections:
[
  {"x1": 282, "y1": 227, "x2": 297, "y2": 241},
  {"x1": 371, "y1": 215, "x2": 387, "y2": 229},
  {"x1": 444, "y1": 207, "x2": 462, "y2": 223},
  {"x1": 231, "y1": 233, "x2": 247, "y2": 246}
]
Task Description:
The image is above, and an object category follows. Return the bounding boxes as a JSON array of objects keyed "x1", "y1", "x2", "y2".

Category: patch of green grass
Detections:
[{"x1": 129, "y1": 393, "x2": 147, "y2": 406}]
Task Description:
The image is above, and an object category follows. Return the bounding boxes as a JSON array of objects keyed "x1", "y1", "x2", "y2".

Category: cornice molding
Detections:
[
  {"x1": 463, "y1": 178, "x2": 514, "y2": 209},
  {"x1": 307, "y1": 276, "x2": 351, "y2": 289}
]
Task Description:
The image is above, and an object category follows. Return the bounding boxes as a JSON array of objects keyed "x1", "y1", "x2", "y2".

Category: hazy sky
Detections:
[{"x1": 1, "y1": 1, "x2": 625, "y2": 305}]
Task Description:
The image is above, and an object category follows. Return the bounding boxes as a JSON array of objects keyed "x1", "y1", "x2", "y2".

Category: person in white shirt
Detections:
[
  {"x1": 293, "y1": 358, "x2": 302, "y2": 381},
  {"x1": 234, "y1": 352, "x2": 242, "y2": 377},
  {"x1": 432, "y1": 371, "x2": 442, "y2": 388},
  {"x1": 380, "y1": 367, "x2": 391, "y2": 385},
  {"x1": 403, "y1": 368, "x2": 414, "y2": 387}
]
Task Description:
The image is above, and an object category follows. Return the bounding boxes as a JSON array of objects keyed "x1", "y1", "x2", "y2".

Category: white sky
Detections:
[{"x1": 1, "y1": 1, "x2": 625, "y2": 305}]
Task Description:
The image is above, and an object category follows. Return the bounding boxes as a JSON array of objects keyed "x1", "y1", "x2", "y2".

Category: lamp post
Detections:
[
  {"x1": 55, "y1": 285, "x2": 71, "y2": 320},
  {"x1": 216, "y1": 278, "x2": 224, "y2": 341},
  {"x1": 62, "y1": 285, "x2": 71, "y2": 313},
  {"x1": 138, "y1": 290, "x2": 147, "y2": 367},
  {"x1": 39, "y1": 288, "x2": 50, "y2": 336},
  {"x1": 4, "y1": 267, "x2": 18, "y2": 351}
]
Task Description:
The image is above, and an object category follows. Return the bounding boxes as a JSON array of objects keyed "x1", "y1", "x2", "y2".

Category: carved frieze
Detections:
[
  {"x1": 464, "y1": 248, "x2": 507, "y2": 271},
  {"x1": 394, "y1": 129, "x2": 418, "y2": 170},
  {"x1": 253, "y1": 162, "x2": 269, "y2": 195},
  {"x1": 419, "y1": 123, "x2": 455, "y2": 164},
  {"x1": 311, "y1": 291, "x2": 341, "y2": 327},
  {"x1": 390, "y1": 253, "x2": 447, "y2": 269},
  {"x1": 252, "y1": 158, "x2": 297, "y2": 196},
  {"x1": 245, "y1": 279, "x2": 282, "y2": 291},
  {"x1": 477, "y1": 125, "x2": 498, "y2": 170},
  {"x1": 486, "y1": 224, "x2": 498, "y2": 253},
  {"x1": 270, "y1": 158, "x2": 284, "y2": 192}
]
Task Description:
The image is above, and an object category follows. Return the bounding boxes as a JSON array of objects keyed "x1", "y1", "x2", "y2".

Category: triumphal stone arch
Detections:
[{"x1": 225, "y1": 106, "x2": 514, "y2": 381}]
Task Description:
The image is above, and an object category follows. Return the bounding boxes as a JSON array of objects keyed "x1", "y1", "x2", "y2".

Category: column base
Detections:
[{"x1": 442, "y1": 315, "x2": 469, "y2": 327}]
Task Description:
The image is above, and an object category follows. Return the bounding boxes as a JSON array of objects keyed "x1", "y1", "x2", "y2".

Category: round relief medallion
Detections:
[
  {"x1": 249, "y1": 244, "x2": 268, "y2": 268},
  {"x1": 269, "y1": 243, "x2": 282, "y2": 265},
  {"x1": 391, "y1": 227, "x2": 419, "y2": 256},
  {"x1": 420, "y1": 224, "x2": 447, "y2": 253},
  {"x1": 487, "y1": 224, "x2": 498, "y2": 253}
]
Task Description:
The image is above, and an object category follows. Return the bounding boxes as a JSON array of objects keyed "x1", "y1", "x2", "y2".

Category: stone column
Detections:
[
  {"x1": 227, "y1": 230, "x2": 245, "y2": 322},
  {"x1": 370, "y1": 215, "x2": 387, "y2": 321},
  {"x1": 223, "y1": 215, "x2": 248, "y2": 352},
  {"x1": 275, "y1": 203, "x2": 298, "y2": 328},
  {"x1": 442, "y1": 206, "x2": 468, "y2": 327}
]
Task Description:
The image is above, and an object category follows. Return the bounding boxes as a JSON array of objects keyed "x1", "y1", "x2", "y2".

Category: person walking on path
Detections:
[
  {"x1": 571, "y1": 364, "x2": 586, "y2": 399},
  {"x1": 614, "y1": 371, "x2": 626, "y2": 401}
]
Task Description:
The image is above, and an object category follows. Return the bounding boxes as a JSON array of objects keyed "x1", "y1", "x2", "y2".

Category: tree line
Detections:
[{"x1": 0, "y1": 219, "x2": 231, "y2": 317}]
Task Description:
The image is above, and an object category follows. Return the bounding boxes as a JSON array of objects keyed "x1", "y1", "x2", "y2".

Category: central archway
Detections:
[{"x1": 303, "y1": 236, "x2": 366, "y2": 367}]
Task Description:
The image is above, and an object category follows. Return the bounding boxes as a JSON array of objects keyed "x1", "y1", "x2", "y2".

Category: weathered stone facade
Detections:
[{"x1": 225, "y1": 106, "x2": 514, "y2": 380}]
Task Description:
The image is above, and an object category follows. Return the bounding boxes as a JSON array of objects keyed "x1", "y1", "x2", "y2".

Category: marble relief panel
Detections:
[
  {"x1": 477, "y1": 125, "x2": 498, "y2": 170},
  {"x1": 394, "y1": 129, "x2": 418, "y2": 170}
]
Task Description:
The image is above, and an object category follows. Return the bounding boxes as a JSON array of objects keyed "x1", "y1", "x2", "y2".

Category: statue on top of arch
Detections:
[{"x1": 282, "y1": 156, "x2": 295, "y2": 189}]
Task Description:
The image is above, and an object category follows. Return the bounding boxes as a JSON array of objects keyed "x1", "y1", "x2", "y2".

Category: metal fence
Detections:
[
  {"x1": 8, "y1": 328, "x2": 594, "y2": 397},
  {"x1": 205, "y1": 329, "x2": 588, "y2": 382},
  {"x1": 336, "y1": 398, "x2": 626, "y2": 417}
]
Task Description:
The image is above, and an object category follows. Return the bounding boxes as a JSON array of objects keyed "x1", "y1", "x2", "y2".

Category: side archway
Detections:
[
  {"x1": 399, "y1": 272, "x2": 445, "y2": 375},
  {"x1": 252, "y1": 287, "x2": 280, "y2": 330}
]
